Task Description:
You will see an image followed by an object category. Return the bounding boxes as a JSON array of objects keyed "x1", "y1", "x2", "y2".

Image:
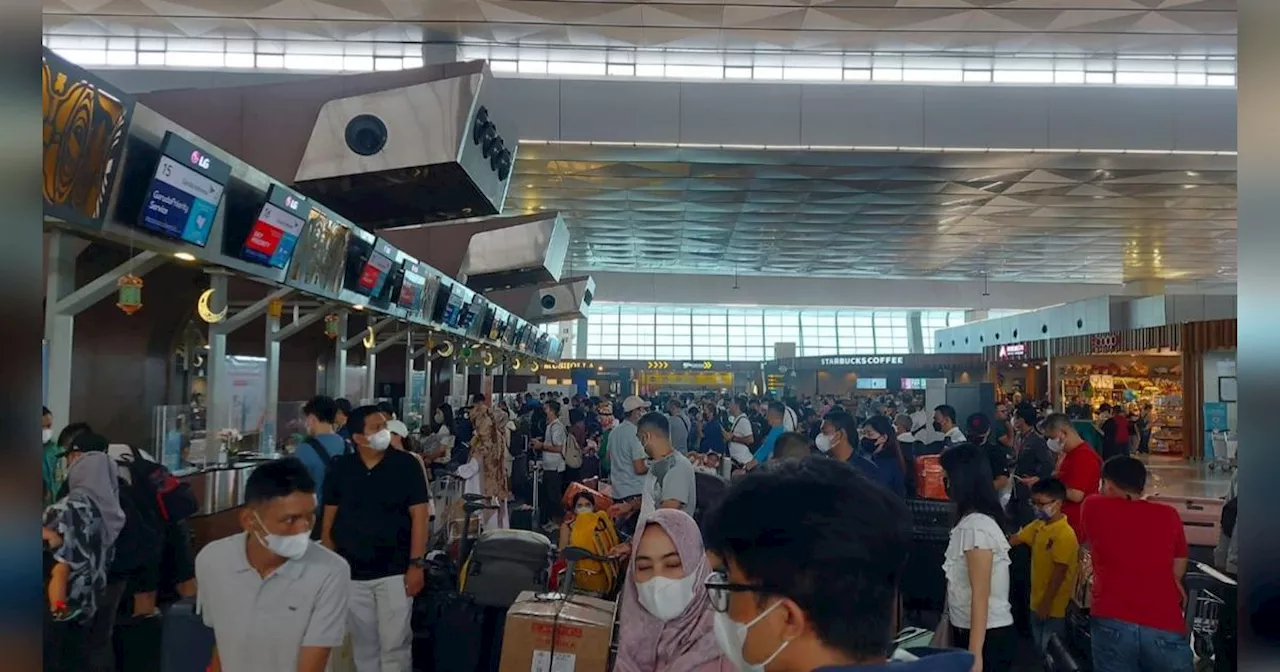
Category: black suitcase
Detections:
[
  {"x1": 159, "y1": 598, "x2": 215, "y2": 672},
  {"x1": 461, "y1": 529, "x2": 554, "y2": 608},
  {"x1": 510, "y1": 505, "x2": 536, "y2": 532},
  {"x1": 906, "y1": 498, "x2": 955, "y2": 543},
  {"x1": 428, "y1": 591, "x2": 485, "y2": 672}
]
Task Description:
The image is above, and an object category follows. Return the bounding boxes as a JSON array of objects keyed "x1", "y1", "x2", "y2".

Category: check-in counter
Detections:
[{"x1": 180, "y1": 458, "x2": 272, "y2": 552}]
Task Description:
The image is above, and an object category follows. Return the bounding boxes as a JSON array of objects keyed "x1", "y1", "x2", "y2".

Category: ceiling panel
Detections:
[
  {"x1": 43, "y1": 0, "x2": 1237, "y2": 55},
  {"x1": 501, "y1": 144, "x2": 1237, "y2": 284}
]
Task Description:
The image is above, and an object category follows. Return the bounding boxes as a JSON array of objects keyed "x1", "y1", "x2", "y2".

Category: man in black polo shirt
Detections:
[{"x1": 322, "y1": 406, "x2": 429, "y2": 671}]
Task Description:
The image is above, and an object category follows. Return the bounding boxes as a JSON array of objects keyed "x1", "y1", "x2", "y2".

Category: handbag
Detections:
[{"x1": 930, "y1": 599, "x2": 952, "y2": 648}]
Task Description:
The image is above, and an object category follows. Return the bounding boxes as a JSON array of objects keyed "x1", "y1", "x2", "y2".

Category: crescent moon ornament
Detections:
[
  {"x1": 437, "y1": 341, "x2": 455, "y2": 358},
  {"x1": 197, "y1": 289, "x2": 227, "y2": 324},
  {"x1": 511, "y1": 357, "x2": 522, "y2": 371},
  {"x1": 482, "y1": 350, "x2": 494, "y2": 367},
  {"x1": 529, "y1": 361, "x2": 540, "y2": 374},
  {"x1": 363, "y1": 327, "x2": 376, "y2": 349}
]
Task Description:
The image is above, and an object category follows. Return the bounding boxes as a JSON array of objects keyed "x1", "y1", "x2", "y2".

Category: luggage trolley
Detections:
[
  {"x1": 1185, "y1": 561, "x2": 1237, "y2": 670},
  {"x1": 1208, "y1": 430, "x2": 1237, "y2": 472}
]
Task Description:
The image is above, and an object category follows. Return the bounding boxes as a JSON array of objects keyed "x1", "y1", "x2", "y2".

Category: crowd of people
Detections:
[{"x1": 39, "y1": 387, "x2": 1233, "y2": 672}]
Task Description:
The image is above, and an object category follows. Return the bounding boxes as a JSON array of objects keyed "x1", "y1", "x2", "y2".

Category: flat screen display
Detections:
[
  {"x1": 431, "y1": 279, "x2": 454, "y2": 324},
  {"x1": 443, "y1": 284, "x2": 468, "y2": 329},
  {"x1": 856, "y1": 377, "x2": 888, "y2": 390},
  {"x1": 503, "y1": 318, "x2": 520, "y2": 345},
  {"x1": 462, "y1": 295, "x2": 486, "y2": 335},
  {"x1": 397, "y1": 259, "x2": 427, "y2": 313},
  {"x1": 357, "y1": 238, "x2": 396, "y2": 298},
  {"x1": 900, "y1": 378, "x2": 928, "y2": 390},
  {"x1": 487, "y1": 310, "x2": 507, "y2": 342},
  {"x1": 286, "y1": 206, "x2": 351, "y2": 296},
  {"x1": 137, "y1": 132, "x2": 230, "y2": 246},
  {"x1": 242, "y1": 184, "x2": 307, "y2": 268}
]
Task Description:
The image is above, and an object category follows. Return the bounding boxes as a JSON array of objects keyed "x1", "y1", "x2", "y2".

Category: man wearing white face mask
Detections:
[
  {"x1": 322, "y1": 406, "x2": 430, "y2": 671},
  {"x1": 196, "y1": 458, "x2": 351, "y2": 672},
  {"x1": 42, "y1": 406, "x2": 66, "y2": 506},
  {"x1": 701, "y1": 458, "x2": 974, "y2": 672}
]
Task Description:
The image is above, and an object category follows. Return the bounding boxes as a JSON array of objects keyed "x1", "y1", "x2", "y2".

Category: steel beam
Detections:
[
  {"x1": 341, "y1": 316, "x2": 395, "y2": 350},
  {"x1": 263, "y1": 308, "x2": 281, "y2": 456},
  {"x1": 43, "y1": 231, "x2": 167, "y2": 426},
  {"x1": 273, "y1": 302, "x2": 339, "y2": 343},
  {"x1": 212, "y1": 287, "x2": 294, "y2": 335}
]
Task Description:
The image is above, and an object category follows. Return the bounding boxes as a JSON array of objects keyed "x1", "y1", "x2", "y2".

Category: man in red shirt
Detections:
[
  {"x1": 1081, "y1": 456, "x2": 1191, "y2": 672},
  {"x1": 1039, "y1": 414, "x2": 1101, "y2": 538}
]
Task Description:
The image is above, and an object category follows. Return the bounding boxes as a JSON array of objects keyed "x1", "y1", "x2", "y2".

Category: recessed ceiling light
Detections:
[
  {"x1": 1186, "y1": 171, "x2": 1199, "y2": 177},
  {"x1": 352, "y1": 304, "x2": 365, "y2": 311},
  {"x1": 174, "y1": 252, "x2": 196, "y2": 261}
]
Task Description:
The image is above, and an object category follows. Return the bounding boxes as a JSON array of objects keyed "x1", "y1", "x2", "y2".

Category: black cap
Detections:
[{"x1": 61, "y1": 431, "x2": 108, "y2": 457}]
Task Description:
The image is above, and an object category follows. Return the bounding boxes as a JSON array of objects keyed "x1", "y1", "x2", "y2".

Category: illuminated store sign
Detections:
[
  {"x1": 819, "y1": 356, "x2": 905, "y2": 367},
  {"x1": 543, "y1": 360, "x2": 598, "y2": 371},
  {"x1": 998, "y1": 344, "x2": 1027, "y2": 359}
]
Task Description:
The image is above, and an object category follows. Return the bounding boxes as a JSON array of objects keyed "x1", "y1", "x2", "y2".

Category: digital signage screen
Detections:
[
  {"x1": 343, "y1": 229, "x2": 395, "y2": 299},
  {"x1": 137, "y1": 132, "x2": 230, "y2": 246},
  {"x1": 397, "y1": 259, "x2": 428, "y2": 314},
  {"x1": 285, "y1": 206, "x2": 351, "y2": 297},
  {"x1": 462, "y1": 295, "x2": 486, "y2": 336},
  {"x1": 487, "y1": 309, "x2": 507, "y2": 342},
  {"x1": 856, "y1": 377, "x2": 888, "y2": 390},
  {"x1": 503, "y1": 318, "x2": 520, "y2": 345},
  {"x1": 430, "y1": 278, "x2": 454, "y2": 324},
  {"x1": 242, "y1": 184, "x2": 307, "y2": 268},
  {"x1": 443, "y1": 284, "x2": 468, "y2": 329}
]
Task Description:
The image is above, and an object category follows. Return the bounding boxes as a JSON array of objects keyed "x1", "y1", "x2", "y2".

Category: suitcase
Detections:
[
  {"x1": 460, "y1": 529, "x2": 554, "y2": 608},
  {"x1": 579, "y1": 452, "x2": 602, "y2": 481},
  {"x1": 914, "y1": 455, "x2": 949, "y2": 501},
  {"x1": 429, "y1": 592, "x2": 485, "y2": 672},
  {"x1": 906, "y1": 498, "x2": 955, "y2": 543},
  {"x1": 159, "y1": 598, "x2": 215, "y2": 672},
  {"x1": 510, "y1": 504, "x2": 536, "y2": 532},
  {"x1": 1147, "y1": 495, "x2": 1223, "y2": 549}
]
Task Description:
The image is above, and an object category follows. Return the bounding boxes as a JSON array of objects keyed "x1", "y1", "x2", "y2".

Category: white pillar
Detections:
[
  {"x1": 264, "y1": 308, "x2": 281, "y2": 455},
  {"x1": 43, "y1": 232, "x2": 77, "y2": 428}
]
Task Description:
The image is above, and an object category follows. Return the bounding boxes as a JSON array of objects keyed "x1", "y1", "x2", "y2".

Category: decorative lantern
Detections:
[
  {"x1": 324, "y1": 314, "x2": 340, "y2": 339},
  {"x1": 461, "y1": 345, "x2": 473, "y2": 359},
  {"x1": 267, "y1": 298, "x2": 284, "y2": 319},
  {"x1": 116, "y1": 274, "x2": 143, "y2": 315}
]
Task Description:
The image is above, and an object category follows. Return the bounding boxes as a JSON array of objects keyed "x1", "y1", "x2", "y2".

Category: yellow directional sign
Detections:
[
  {"x1": 702, "y1": 361, "x2": 713, "y2": 370},
  {"x1": 646, "y1": 361, "x2": 671, "y2": 370}
]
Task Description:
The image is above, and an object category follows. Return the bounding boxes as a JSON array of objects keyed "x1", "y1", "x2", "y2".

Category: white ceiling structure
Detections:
[
  {"x1": 44, "y1": 0, "x2": 1235, "y2": 56},
  {"x1": 49, "y1": 0, "x2": 1239, "y2": 298},
  {"x1": 509, "y1": 143, "x2": 1237, "y2": 285}
]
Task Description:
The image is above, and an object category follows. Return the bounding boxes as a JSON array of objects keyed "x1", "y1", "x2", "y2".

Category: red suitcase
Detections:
[{"x1": 1147, "y1": 495, "x2": 1222, "y2": 549}]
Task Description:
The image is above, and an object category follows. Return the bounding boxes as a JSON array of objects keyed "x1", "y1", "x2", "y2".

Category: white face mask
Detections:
[
  {"x1": 575, "y1": 505, "x2": 594, "y2": 515},
  {"x1": 636, "y1": 562, "x2": 701, "y2": 621},
  {"x1": 253, "y1": 512, "x2": 311, "y2": 560},
  {"x1": 368, "y1": 429, "x2": 392, "y2": 452},
  {"x1": 713, "y1": 600, "x2": 790, "y2": 672},
  {"x1": 815, "y1": 433, "x2": 833, "y2": 453},
  {"x1": 434, "y1": 411, "x2": 444, "y2": 424},
  {"x1": 42, "y1": 428, "x2": 53, "y2": 444},
  {"x1": 1047, "y1": 437, "x2": 1064, "y2": 453}
]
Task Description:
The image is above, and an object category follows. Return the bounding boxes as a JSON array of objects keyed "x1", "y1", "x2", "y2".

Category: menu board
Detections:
[
  {"x1": 286, "y1": 206, "x2": 351, "y2": 297},
  {"x1": 856, "y1": 377, "x2": 888, "y2": 390},
  {"x1": 243, "y1": 184, "x2": 307, "y2": 268},
  {"x1": 900, "y1": 378, "x2": 928, "y2": 390},
  {"x1": 138, "y1": 132, "x2": 230, "y2": 246}
]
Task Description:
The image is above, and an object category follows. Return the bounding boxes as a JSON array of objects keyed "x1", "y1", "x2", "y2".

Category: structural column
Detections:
[
  {"x1": 263, "y1": 304, "x2": 281, "y2": 455},
  {"x1": 204, "y1": 270, "x2": 232, "y2": 443},
  {"x1": 907, "y1": 311, "x2": 924, "y2": 354}
]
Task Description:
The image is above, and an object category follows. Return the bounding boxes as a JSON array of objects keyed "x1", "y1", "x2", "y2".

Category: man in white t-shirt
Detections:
[
  {"x1": 532, "y1": 399, "x2": 568, "y2": 524},
  {"x1": 723, "y1": 395, "x2": 755, "y2": 469},
  {"x1": 934, "y1": 404, "x2": 969, "y2": 446},
  {"x1": 782, "y1": 403, "x2": 798, "y2": 432}
]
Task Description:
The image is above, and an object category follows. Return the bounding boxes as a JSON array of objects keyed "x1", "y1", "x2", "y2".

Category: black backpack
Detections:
[
  {"x1": 110, "y1": 473, "x2": 164, "y2": 580},
  {"x1": 120, "y1": 446, "x2": 199, "y2": 524}
]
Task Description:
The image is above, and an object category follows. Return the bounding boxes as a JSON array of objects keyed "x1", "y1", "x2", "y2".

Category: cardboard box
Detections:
[{"x1": 500, "y1": 591, "x2": 617, "y2": 672}]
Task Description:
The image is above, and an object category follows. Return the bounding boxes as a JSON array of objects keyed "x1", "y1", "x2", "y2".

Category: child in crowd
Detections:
[{"x1": 1009, "y1": 478, "x2": 1080, "y2": 655}]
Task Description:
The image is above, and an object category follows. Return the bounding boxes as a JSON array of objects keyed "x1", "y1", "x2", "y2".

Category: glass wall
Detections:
[
  {"x1": 585, "y1": 304, "x2": 912, "y2": 361},
  {"x1": 921, "y1": 310, "x2": 967, "y2": 353}
]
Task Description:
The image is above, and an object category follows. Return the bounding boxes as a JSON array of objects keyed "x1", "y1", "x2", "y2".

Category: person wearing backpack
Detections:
[{"x1": 296, "y1": 396, "x2": 349, "y2": 539}]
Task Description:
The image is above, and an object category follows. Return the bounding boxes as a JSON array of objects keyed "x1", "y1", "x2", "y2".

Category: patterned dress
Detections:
[
  {"x1": 471, "y1": 406, "x2": 511, "y2": 502},
  {"x1": 43, "y1": 493, "x2": 110, "y2": 622}
]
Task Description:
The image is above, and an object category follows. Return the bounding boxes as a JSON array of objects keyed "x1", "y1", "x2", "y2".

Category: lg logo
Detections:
[
  {"x1": 284, "y1": 195, "x2": 300, "y2": 211},
  {"x1": 190, "y1": 150, "x2": 211, "y2": 170}
]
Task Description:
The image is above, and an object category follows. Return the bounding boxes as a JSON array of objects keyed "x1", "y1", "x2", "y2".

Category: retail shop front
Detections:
[
  {"x1": 539, "y1": 360, "x2": 631, "y2": 397},
  {"x1": 767, "y1": 354, "x2": 986, "y2": 398},
  {"x1": 995, "y1": 320, "x2": 1236, "y2": 460},
  {"x1": 985, "y1": 342, "x2": 1050, "y2": 401}
]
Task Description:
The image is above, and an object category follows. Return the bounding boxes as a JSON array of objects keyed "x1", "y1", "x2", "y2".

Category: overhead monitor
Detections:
[
  {"x1": 137, "y1": 132, "x2": 230, "y2": 246},
  {"x1": 285, "y1": 205, "x2": 351, "y2": 297},
  {"x1": 241, "y1": 184, "x2": 307, "y2": 268},
  {"x1": 395, "y1": 259, "x2": 428, "y2": 315}
]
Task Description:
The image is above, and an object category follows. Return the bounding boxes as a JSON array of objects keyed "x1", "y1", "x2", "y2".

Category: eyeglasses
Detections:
[{"x1": 704, "y1": 570, "x2": 786, "y2": 613}]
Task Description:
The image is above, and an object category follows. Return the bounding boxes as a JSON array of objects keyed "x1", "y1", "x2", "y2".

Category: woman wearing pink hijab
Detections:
[{"x1": 615, "y1": 509, "x2": 733, "y2": 672}]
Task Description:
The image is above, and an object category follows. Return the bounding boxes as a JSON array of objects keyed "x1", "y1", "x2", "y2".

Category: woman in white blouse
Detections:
[{"x1": 939, "y1": 442, "x2": 1017, "y2": 672}]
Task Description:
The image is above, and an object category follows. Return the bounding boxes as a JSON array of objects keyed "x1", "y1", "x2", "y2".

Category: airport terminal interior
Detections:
[{"x1": 40, "y1": 1, "x2": 1242, "y2": 671}]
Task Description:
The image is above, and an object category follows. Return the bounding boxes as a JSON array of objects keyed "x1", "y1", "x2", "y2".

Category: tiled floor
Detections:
[{"x1": 1143, "y1": 455, "x2": 1234, "y2": 499}]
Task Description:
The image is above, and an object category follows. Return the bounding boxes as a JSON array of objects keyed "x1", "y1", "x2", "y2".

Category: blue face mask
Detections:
[{"x1": 1034, "y1": 502, "x2": 1060, "y2": 521}]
